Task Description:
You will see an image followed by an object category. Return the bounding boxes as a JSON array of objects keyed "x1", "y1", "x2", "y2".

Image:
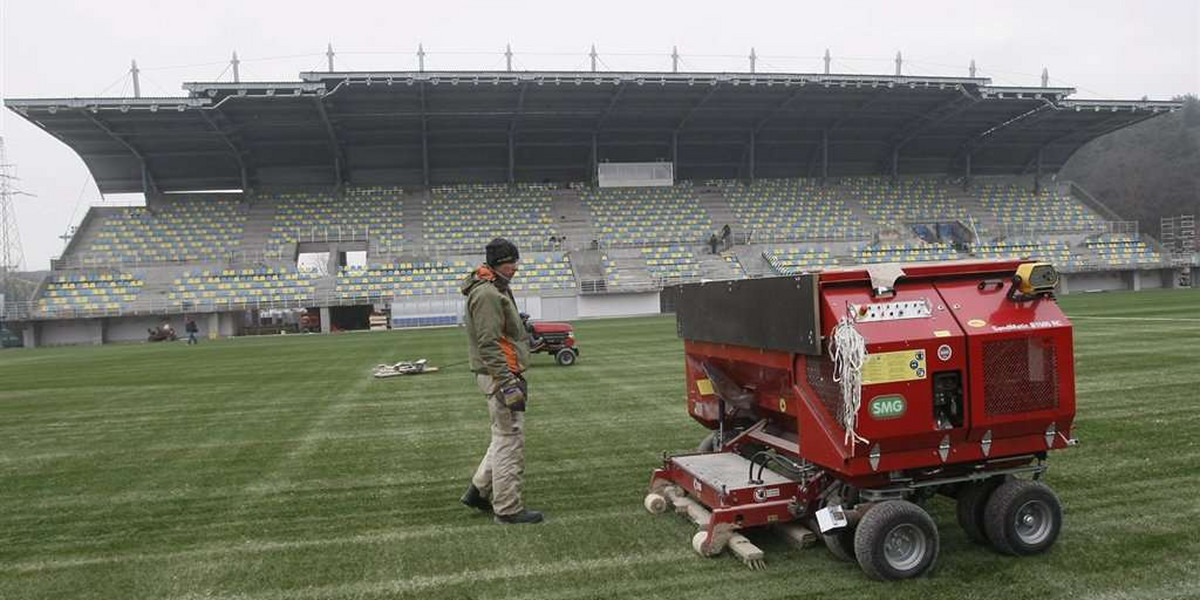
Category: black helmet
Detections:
[{"x1": 485, "y1": 238, "x2": 520, "y2": 267}]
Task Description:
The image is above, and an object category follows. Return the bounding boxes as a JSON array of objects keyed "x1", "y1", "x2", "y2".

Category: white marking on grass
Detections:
[
  {"x1": 2, "y1": 507, "x2": 636, "y2": 574},
  {"x1": 166, "y1": 549, "x2": 695, "y2": 600}
]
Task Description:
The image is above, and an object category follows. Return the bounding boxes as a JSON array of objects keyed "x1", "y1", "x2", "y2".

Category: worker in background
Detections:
[
  {"x1": 459, "y1": 238, "x2": 543, "y2": 524},
  {"x1": 185, "y1": 317, "x2": 199, "y2": 345},
  {"x1": 709, "y1": 233, "x2": 719, "y2": 255}
]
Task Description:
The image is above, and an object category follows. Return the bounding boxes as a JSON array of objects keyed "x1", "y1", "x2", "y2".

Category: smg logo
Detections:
[{"x1": 869, "y1": 395, "x2": 907, "y2": 420}]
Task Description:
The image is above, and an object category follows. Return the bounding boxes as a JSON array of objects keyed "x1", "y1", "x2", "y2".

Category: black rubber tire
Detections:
[
  {"x1": 554, "y1": 348, "x2": 577, "y2": 366},
  {"x1": 822, "y1": 527, "x2": 857, "y2": 562},
  {"x1": 956, "y1": 475, "x2": 1011, "y2": 545},
  {"x1": 853, "y1": 500, "x2": 940, "y2": 581},
  {"x1": 983, "y1": 479, "x2": 1063, "y2": 556}
]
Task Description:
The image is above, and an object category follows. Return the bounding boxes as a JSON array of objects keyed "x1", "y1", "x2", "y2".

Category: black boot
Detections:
[
  {"x1": 460, "y1": 484, "x2": 493, "y2": 513},
  {"x1": 494, "y1": 509, "x2": 544, "y2": 524}
]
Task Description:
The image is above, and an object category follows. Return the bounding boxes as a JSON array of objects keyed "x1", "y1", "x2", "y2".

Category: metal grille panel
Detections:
[
  {"x1": 806, "y1": 356, "x2": 844, "y2": 425},
  {"x1": 983, "y1": 337, "x2": 1059, "y2": 415}
]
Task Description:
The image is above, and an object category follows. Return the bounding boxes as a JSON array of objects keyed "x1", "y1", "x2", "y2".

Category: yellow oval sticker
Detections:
[
  {"x1": 967, "y1": 319, "x2": 987, "y2": 328},
  {"x1": 778, "y1": 398, "x2": 788, "y2": 413}
]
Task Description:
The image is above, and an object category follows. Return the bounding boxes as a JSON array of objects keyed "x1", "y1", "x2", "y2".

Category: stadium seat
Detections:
[
  {"x1": 715, "y1": 178, "x2": 865, "y2": 241},
  {"x1": 36, "y1": 271, "x2": 143, "y2": 315},
  {"x1": 267, "y1": 186, "x2": 406, "y2": 254},
  {"x1": 584, "y1": 183, "x2": 712, "y2": 245},
  {"x1": 425, "y1": 184, "x2": 557, "y2": 253},
  {"x1": 86, "y1": 197, "x2": 246, "y2": 263}
]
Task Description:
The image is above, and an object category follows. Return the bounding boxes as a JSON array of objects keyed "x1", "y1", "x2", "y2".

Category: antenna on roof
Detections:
[
  {"x1": 505, "y1": 43, "x2": 513, "y2": 72},
  {"x1": 969, "y1": 58, "x2": 977, "y2": 78},
  {"x1": 326, "y1": 43, "x2": 335, "y2": 72},
  {"x1": 589, "y1": 44, "x2": 598, "y2": 73},
  {"x1": 749, "y1": 47, "x2": 757, "y2": 73},
  {"x1": 418, "y1": 44, "x2": 426, "y2": 72},
  {"x1": 894, "y1": 51, "x2": 902, "y2": 76},
  {"x1": 130, "y1": 60, "x2": 141, "y2": 98},
  {"x1": 231, "y1": 51, "x2": 240, "y2": 83},
  {"x1": 824, "y1": 49, "x2": 831, "y2": 75},
  {"x1": 671, "y1": 46, "x2": 679, "y2": 73},
  {"x1": 1041, "y1": 67, "x2": 1049, "y2": 88}
]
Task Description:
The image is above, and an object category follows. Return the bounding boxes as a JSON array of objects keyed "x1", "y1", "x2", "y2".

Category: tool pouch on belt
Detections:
[{"x1": 497, "y1": 374, "x2": 527, "y2": 412}]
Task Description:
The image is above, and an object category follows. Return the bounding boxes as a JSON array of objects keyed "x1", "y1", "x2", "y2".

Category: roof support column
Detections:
[
  {"x1": 747, "y1": 130, "x2": 756, "y2": 183},
  {"x1": 963, "y1": 152, "x2": 972, "y2": 191},
  {"x1": 507, "y1": 128, "x2": 516, "y2": 185},
  {"x1": 590, "y1": 134, "x2": 598, "y2": 186},
  {"x1": 420, "y1": 82, "x2": 430, "y2": 186},
  {"x1": 890, "y1": 146, "x2": 899, "y2": 183},
  {"x1": 671, "y1": 131, "x2": 679, "y2": 172},
  {"x1": 1033, "y1": 148, "x2": 1043, "y2": 194},
  {"x1": 820, "y1": 130, "x2": 829, "y2": 184},
  {"x1": 79, "y1": 108, "x2": 159, "y2": 197},
  {"x1": 421, "y1": 125, "x2": 430, "y2": 187}
]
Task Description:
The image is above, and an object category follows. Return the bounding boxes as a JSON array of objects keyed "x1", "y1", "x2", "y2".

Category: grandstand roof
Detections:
[{"x1": 5, "y1": 70, "x2": 1181, "y2": 193}]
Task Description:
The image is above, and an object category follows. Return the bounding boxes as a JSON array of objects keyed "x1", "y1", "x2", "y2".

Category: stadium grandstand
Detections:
[{"x1": 0, "y1": 68, "x2": 1187, "y2": 346}]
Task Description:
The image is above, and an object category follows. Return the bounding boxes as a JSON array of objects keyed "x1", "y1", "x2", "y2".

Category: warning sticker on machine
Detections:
[{"x1": 862, "y1": 350, "x2": 928, "y2": 385}]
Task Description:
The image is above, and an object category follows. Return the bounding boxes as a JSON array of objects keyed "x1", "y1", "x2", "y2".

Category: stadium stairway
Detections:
[
  {"x1": 397, "y1": 189, "x2": 428, "y2": 253},
  {"x1": 566, "y1": 248, "x2": 605, "y2": 291},
  {"x1": 57, "y1": 207, "x2": 121, "y2": 266},
  {"x1": 954, "y1": 192, "x2": 999, "y2": 241},
  {"x1": 601, "y1": 248, "x2": 656, "y2": 290},
  {"x1": 696, "y1": 187, "x2": 739, "y2": 241},
  {"x1": 730, "y1": 244, "x2": 778, "y2": 278},
  {"x1": 127, "y1": 265, "x2": 199, "y2": 313},
  {"x1": 241, "y1": 197, "x2": 278, "y2": 256},
  {"x1": 548, "y1": 189, "x2": 595, "y2": 250},
  {"x1": 695, "y1": 246, "x2": 744, "y2": 280}
]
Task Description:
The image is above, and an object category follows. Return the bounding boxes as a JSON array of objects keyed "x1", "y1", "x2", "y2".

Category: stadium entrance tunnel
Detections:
[{"x1": 330, "y1": 305, "x2": 373, "y2": 332}]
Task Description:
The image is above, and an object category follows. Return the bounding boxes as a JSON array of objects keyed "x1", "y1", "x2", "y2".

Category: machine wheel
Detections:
[
  {"x1": 692, "y1": 531, "x2": 721, "y2": 557},
  {"x1": 822, "y1": 527, "x2": 857, "y2": 562},
  {"x1": 643, "y1": 492, "x2": 668, "y2": 515},
  {"x1": 853, "y1": 500, "x2": 939, "y2": 581},
  {"x1": 956, "y1": 475, "x2": 1012, "y2": 545},
  {"x1": 983, "y1": 479, "x2": 1062, "y2": 556},
  {"x1": 554, "y1": 348, "x2": 577, "y2": 366}
]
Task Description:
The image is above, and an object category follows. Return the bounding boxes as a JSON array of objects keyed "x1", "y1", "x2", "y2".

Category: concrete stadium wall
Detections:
[
  {"x1": 576, "y1": 292, "x2": 661, "y2": 318},
  {"x1": 39, "y1": 319, "x2": 103, "y2": 346},
  {"x1": 105, "y1": 315, "x2": 184, "y2": 343},
  {"x1": 540, "y1": 295, "x2": 579, "y2": 321}
]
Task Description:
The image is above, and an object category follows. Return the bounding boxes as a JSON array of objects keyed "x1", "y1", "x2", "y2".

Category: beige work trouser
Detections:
[{"x1": 471, "y1": 373, "x2": 526, "y2": 516}]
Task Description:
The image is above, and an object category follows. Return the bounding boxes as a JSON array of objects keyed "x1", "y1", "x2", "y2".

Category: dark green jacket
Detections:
[{"x1": 462, "y1": 266, "x2": 529, "y2": 377}]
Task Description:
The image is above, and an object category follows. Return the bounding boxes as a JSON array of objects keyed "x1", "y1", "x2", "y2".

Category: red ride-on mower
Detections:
[{"x1": 522, "y1": 313, "x2": 580, "y2": 366}]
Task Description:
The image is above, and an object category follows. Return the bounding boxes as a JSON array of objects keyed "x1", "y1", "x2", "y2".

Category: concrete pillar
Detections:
[
  {"x1": 22, "y1": 322, "x2": 38, "y2": 349},
  {"x1": 1131, "y1": 270, "x2": 1142, "y2": 292},
  {"x1": 320, "y1": 306, "x2": 332, "y2": 333},
  {"x1": 1058, "y1": 274, "x2": 1070, "y2": 295},
  {"x1": 327, "y1": 243, "x2": 341, "y2": 275},
  {"x1": 208, "y1": 313, "x2": 220, "y2": 340}
]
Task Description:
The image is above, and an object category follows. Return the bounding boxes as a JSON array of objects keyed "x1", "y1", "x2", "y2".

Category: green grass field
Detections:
[{"x1": 2, "y1": 289, "x2": 1199, "y2": 600}]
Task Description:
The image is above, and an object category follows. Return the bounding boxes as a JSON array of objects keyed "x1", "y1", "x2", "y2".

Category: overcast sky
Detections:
[{"x1": 2, "y1": 0, "x2": 1197, "y2": 270}]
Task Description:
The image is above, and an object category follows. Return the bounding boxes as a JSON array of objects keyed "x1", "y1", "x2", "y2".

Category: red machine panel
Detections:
[
  {"x1": 817, "y1": 281, "x2": 970, "y2": 455},
  {"x1": 934, "y1": 279, "x2": 1076, "y2": 443}
]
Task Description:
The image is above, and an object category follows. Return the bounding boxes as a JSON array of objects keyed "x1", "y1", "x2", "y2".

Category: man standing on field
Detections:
[{"x1": 459, "y1": 238, "x2": 544, "y2": 524}]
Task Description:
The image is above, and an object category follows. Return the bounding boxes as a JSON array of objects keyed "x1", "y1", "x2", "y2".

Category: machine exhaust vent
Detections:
[{"x1": 983, "y1": 336, "x2": 1059, "y2": 415}]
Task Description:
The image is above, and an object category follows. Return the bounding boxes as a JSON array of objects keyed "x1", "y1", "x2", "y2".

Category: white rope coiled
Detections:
[{"x1": 830, "y1": 316, "x2": 869, "y2": 447}]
